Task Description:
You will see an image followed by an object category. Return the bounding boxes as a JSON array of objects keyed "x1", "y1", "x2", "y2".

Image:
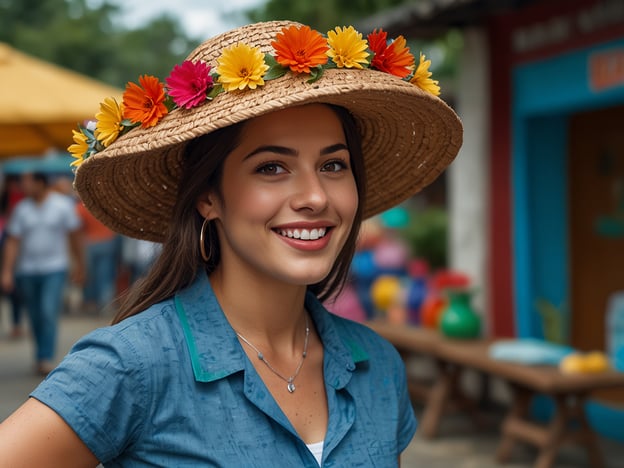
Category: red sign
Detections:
[{"x1": 589, "y1": 48, "x2": 624, "y2": 91}]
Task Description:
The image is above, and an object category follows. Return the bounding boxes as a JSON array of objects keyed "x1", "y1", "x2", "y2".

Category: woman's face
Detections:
[{"x1": 198, "y1": 104, "x2": 359, "y2": 287}]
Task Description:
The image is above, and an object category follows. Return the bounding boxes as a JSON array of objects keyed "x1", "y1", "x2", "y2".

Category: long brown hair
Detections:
[{"x1": 113, "y1": 105, "x2": 366, "y2": 323}]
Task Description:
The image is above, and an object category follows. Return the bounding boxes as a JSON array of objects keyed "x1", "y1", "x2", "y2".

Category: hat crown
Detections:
[{"x1": 187, "y1": 21, "x2": 300, "y2": 66}]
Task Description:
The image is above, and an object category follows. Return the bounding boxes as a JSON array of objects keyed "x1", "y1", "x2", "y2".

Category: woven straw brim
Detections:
[{"x1": 74, "y1": 21, "x2": 462, "y2": 242}]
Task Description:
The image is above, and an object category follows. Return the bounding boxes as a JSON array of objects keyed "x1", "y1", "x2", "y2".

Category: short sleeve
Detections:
[
  {"x1": 30, "y1": 328, "x2": 149, "y2": 463},
  {"x1": 6, "y1": 204, "x2": 24, "y2": 237}
]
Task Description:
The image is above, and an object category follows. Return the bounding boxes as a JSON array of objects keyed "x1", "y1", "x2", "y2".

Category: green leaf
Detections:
[
  {"x1": 264, "y1": 63, "x2": 288, "y2": 81},
  {"x1": 93, "y1": 140, "x2": 106, "y2": 153},
  {"x1": 164, "y1": 95, "x2": 177, "y2": 111},
  {"x1": 364, "y1": 48, "x2": 374, "y2": 67},
  {"x1": 207, "y1": 84, "x2": 224, "y2": 100},
  {"x1": 264, "y1": 53, "x2": 279, "y2": 67},
  {"x1": 79, "y1": 125, "x2": 96, "y2": 141},
  {"x1": 307, "y1": 65, "x2": 325, "y2": 84}
]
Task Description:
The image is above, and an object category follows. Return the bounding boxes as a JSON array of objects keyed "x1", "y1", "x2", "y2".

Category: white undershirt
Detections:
[{"x1": 306, "y1": 440, "x2": 324, "y2": 466}]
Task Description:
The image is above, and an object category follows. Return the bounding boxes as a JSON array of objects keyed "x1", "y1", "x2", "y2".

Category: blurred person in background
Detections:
[
  {"x1": 121, "y1": 236, "x2": 160, "y2": 285},
  {"x1": 77, "y1": 199, "x2": 120, "y2": 315},
  {"x1": 0, "y1": 174, "x2": 25, "y2": 338},
  {"x1": 0, "y1": 171, "x2": 85, "y2": 375}
]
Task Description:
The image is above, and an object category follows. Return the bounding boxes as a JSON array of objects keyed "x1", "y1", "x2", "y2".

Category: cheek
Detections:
[
  {"x1": 223, "y1": 185, "x2": 282, "y2": 221},
  {"x1": 334, "y1": 179, "x2": 359, "y2": 221}
]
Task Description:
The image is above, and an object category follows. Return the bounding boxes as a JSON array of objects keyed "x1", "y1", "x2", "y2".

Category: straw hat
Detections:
[{"x1": 73, "y1": 20, "x2": 462, "y2": 242}]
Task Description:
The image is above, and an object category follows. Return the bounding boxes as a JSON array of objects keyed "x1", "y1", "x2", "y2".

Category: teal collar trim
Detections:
[
  {"x1": 344, "y1": 338, "x2": 369, "y2": 363},
  {"x1": 174, "y1": 272, "x2": 370, "y2": 384},
  {"x1": 174, "y1": 274, "x2": 245, "y2": 383},
  {"x1": 175, "y1": 294, "x2": 237, "y2": 382}
]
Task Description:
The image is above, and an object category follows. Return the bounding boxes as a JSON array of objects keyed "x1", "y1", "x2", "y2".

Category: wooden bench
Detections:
[{"x1": 366, "y1": 321, "x2": 624, "y2": 468}]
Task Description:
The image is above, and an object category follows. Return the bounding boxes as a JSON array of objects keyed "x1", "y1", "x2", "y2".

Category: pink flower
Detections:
[{"x1": 165, "y1": 60, "x2": 214, "y2": 109}]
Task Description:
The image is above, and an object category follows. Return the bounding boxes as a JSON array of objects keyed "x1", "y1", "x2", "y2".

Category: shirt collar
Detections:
[{"x1": 175, "y1": 272, "x2": 369, "y2": 384}]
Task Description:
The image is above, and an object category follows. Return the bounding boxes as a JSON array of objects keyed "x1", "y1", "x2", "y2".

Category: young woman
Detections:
[{"x1": 0, "y1": 21, "x2": 462, "y2": 467}]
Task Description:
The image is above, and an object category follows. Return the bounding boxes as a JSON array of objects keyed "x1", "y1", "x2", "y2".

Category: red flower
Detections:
[
  {"x1": 368, "y1": 29, "x2": 414, "y2": 79},
  {"x1": 122, "y1": 75, "x2": 168, "y2": 128},
  {"x1": 271, "y1": 25, "x2": 329, "y2": 74},
  {"x1": 166, "y1": 60, "x2": 214, "y2": 109}
]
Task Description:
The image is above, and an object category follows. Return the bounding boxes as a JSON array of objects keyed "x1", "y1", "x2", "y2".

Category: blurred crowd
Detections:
[{"x1": 0, "y1": 171, "x2": 160, "y2": 373}]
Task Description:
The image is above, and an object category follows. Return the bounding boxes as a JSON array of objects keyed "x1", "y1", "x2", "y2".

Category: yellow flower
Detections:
[
  {"x1": 410, "y1": 53, "x2": 440, "y2": 96},
  {"x1": 68, "y1": 129, "x2": 89, "y2": 167},
  {"x1": 326, "y1": 26, "x2": 369, "y2": 69},
  {"x1": 217, "y1": 43, "x2": 269, "y2": 91},
  {"x1": 95, "y1": 97, "x2": 124, "y2": 147}
]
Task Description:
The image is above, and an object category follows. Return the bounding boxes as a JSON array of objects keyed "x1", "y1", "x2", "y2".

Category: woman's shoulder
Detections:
[
  {"x1": 30, "y1": 299, "x2": 185, "y2": 463},
  {"x1": 324, "y1": 312, "x2": 402, "y2": 362},
  {"x1": 74, "y1": 298, "x2": 181, "y2": 364},
  {"x1": 326, "y1": 312, "x2": 377, "y2": 337}
]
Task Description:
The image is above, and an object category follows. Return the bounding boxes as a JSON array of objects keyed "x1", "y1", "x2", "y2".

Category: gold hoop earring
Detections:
[{"x1": 199, "y1": 217, "x2": 212, "y2": 263}]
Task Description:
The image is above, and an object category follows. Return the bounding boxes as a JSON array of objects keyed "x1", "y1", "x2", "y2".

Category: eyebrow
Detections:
[{"x1": 244, "y1": 143, "x2": 348, "y2": 160}]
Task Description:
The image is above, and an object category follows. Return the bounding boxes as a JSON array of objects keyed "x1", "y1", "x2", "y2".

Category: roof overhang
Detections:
[{"x1": 356, "y1": 0, "x2": 544, "y2": 38}]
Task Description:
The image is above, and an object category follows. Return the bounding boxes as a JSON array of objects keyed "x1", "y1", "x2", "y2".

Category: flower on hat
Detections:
[
  {"x1": 95, "y1": 97, "x2": 125, "y2": 147},
  {"x1": 410, "y1": 52, "x2": 440, "y2": 97},
  {"x1": 69, "y1": 23, "x2": 443, "y2": 170},
  {"x1": 368, "y1": 29, "x2": 414, "y2": 79},
  {"x1": 217, "y1": 43, "x2": 269, "y2": 91},
  {"x1": 271, "y1": 25, "x2": 329, "y2": 74},
  {"x1": 166, "y1": 60, "x2": 214, "y2": 109},
  {"x1": 123, "y1": 75, "x2": 168, "y2": 128},
  {"x1": 68, "y1": 128, "x2": 91, "y2": 167},
  {"x1": 326, "y1": 26, "x2": 370, "y2": 69}
]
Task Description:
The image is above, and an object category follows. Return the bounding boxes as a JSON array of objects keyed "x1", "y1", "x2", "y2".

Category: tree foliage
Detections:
[
  {"x1": 245, "y1": 0, "x2": 406, "y2": 33},
  {"x1": 0, "y1": 0, "x2": 198, "y2": 88}
]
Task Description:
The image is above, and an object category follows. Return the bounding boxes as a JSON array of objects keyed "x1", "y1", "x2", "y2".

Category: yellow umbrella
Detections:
[{"x1": 0, "y1": 42, "x2": 122, "y2": 158}]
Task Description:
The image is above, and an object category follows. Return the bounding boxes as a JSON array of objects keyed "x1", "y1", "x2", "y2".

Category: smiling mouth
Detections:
[{"x1": 275, "y1": 227, "x2": 328, "y2": 240}]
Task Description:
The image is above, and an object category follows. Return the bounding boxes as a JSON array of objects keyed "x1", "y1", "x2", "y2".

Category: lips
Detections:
[{"x1": 276, "y1": 227, "x2": 328, "y2": 240}]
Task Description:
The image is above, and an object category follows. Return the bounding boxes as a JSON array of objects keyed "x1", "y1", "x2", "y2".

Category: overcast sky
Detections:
[{"x1": 109, "y1": 0, "x2": 265, "y2": 39}]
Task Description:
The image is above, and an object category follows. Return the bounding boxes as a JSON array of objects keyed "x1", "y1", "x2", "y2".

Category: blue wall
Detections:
[
  {"x1": 513, "y1": 37, "x2": 624, "y2": 337},
  {"x1": 512, "y1": 38, "x2": 624, "y2": 441},
  {"x1": 512, "y1": 115, "x2": 569, "y2": 339}
]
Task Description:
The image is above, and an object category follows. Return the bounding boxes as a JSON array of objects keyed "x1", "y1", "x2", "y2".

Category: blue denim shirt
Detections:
[{"x1": 32, "y1": 272, "x2": 416, "y2": 467}]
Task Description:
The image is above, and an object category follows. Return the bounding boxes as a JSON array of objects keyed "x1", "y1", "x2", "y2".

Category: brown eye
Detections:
[
  {"x1": 257, "y1": 163, "x2": 286, "y2": 175},
  {"x1": 321, "y1": 160, "x2": 348, "y2": 172}
]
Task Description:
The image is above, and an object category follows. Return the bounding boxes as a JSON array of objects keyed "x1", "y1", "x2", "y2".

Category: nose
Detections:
[{"x1": 290, "y1": 169, "x2": 329, "y2": 212}]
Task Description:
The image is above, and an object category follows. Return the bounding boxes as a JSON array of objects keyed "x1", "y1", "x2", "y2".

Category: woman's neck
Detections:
[{"x1": 209, "y1": 266, "x2": 309, "y2": 347}]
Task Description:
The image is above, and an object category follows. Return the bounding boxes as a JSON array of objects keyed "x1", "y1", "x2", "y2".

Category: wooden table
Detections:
[{"x1": 366, "y1": 321, "x2": 624, "y2": 468}]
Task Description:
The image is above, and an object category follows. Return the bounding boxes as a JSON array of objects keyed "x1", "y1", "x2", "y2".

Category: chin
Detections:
[{"x1": 281, "y1": 268, "x2": 333, "y2": 287}]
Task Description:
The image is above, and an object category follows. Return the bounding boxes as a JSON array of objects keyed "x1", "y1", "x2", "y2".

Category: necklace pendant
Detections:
[{"x1": 287, "y1": 382, "x2": 296, "y2": 393}]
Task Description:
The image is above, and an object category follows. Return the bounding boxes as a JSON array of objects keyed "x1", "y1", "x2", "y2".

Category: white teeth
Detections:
[{"x1": 278, "y1": 227, "x2": 327, "y2": 240}]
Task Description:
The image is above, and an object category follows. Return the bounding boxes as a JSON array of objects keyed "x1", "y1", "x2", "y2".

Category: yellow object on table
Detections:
[{"x1": 559, "y1": 351, "x2": 610, "y2": 374}]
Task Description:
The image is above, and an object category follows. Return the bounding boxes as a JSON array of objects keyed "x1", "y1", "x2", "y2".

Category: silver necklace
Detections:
[{"x1": 236, "y1": 316, "x2": 310, "y2": 393}]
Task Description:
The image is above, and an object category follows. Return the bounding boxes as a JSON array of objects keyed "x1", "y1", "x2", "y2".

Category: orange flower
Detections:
[
  {"x1": 272, "y1": 25, "x2": 329, "y2": 73},
  {"x1": 122, "y1": 75, "x2": 168, "y2": 128},
  {"x1": 368, "y1": 29, "x2": 414, "y2": 78}
]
